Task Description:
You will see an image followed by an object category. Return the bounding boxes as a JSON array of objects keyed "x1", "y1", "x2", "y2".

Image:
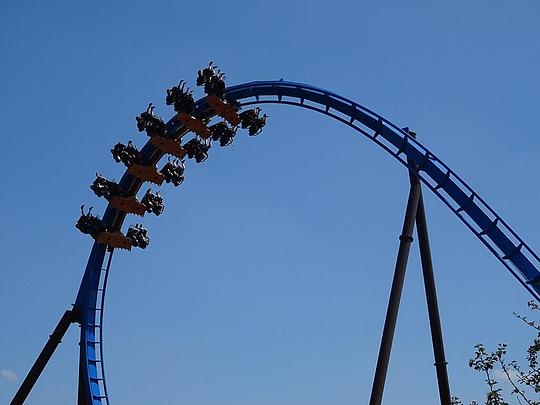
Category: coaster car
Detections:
[
  {"x1": 166, "y1": 80, "x2": 195, "y2": 114},
  {"x1": 127, "y1": 224, "x2": 150, "y2": 249},
  {"x1": 248, "y1": 114, "x2": 268, "y2": 136},
  {"x1": 183, "y1": 137, "x2": 210, "y2": 163},
  {"x1": 76, "y1": 205, "x2": 107, "y2": 238},
  {"x1": 111, "y1": 141, "x2": 142, "y2": 167},
  {"x1": 196, "y1": 61, "x2": 218, "y2": 86},
  {"x1": 76, "y1": 206, "x2": 142, "y2": 250},
  {"x1": 160, "y1": 158, "x2": 185, "y2": 186},
  {"x1": 136, "y1": 103, "x2": 166, "y2": 137},
  {"x1": 239, "y1": 108, "x2": 262, "y2": 129},
  {"x1": 91, "y1": 174, "x2": 122, "y2": 200},
  {"x1": 204, "y1": 75, "x2": 226, "y2": 99},
  {"x1": 209, "y1": 121, "x2": 236, "y2": 147},
  {"x1": 141, "y1": 189, "x2": 164, "y2": 216},
  {"x1": 239, "y1": 108, "x2": 268, "y2": 136},
  {"x1": 196, "y1": 61, "x2": 226, "y2": 99}
]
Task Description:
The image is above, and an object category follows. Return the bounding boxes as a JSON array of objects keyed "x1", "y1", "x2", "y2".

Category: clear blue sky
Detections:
[{"x1": 1, "y1": 1, "x2": 540, "y2": 404}]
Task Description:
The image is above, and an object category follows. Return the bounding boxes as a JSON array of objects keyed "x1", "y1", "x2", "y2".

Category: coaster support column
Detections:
[
  {"x1": 369, "y1": 177, "x2": 421, "y2": 405},
  {"x1": 11, "y1": 310, "x2": 76, "y2": 405},
  {"x1": 415, "y1": 189, "x2": 451, "y2": 404}
]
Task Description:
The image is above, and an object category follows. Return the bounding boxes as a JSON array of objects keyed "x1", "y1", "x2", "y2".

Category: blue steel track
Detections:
[{"x1": 73, "y1": 81, "x2": 540, "y2": 404}]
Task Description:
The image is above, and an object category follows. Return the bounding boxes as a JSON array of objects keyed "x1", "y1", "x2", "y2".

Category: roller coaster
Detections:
[{"x1": 11, "y1": 63, "x2": 540, "y2": 405}]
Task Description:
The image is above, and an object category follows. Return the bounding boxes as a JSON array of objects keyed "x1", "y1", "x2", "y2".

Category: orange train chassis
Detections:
[
  {"x1": 96, "y1": 231, "x2": 132, "y2": 250},
  {"x1": 149, "y1": 136, "x2": 186, "y2": 159},
  {"x1": 109, "y1": 196, "x2": 146, "y2": 216},
  {"x1": 207, "y1": 95, "x2": 242, "y2": 126},
  {"x1": 127, "y1": 164, "x2": 165, "y2": 185},
  {"x1": 177, "y1": 112, "x2": 211, "y2": 139}
]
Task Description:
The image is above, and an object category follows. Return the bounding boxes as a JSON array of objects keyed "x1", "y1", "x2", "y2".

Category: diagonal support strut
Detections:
[
  {"x1": 368, "y1": 176, "x2": 422, "y2": 405},
  {"x1": 11, "y1": 310, "x2": 77, "y2": 405},
  {"x1": 415, "y1": 186, "x2": 451, "y2": 404},
  {"x1": 369, "y1": 152, "x2": 451, "y2": 405}
]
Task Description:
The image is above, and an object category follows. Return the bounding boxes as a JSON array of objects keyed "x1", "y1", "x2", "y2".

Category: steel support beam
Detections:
[
  {"x1": 11, "y1": 310, "x2": 76, "y2": 405},
  {"x1": 369, "y1": 180, "x2": 421, "y2": 405},
  {"x1": 406, "y1": 136, "x2": 451, "y2": 404},
  {"x1": 415, "y1": 190, "x2": 451, "y2": 404}
]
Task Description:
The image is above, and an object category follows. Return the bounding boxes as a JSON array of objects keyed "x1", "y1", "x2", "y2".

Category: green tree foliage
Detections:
[{"x1": 455, "y1": 301, "x2": 540, "y2": 405}]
